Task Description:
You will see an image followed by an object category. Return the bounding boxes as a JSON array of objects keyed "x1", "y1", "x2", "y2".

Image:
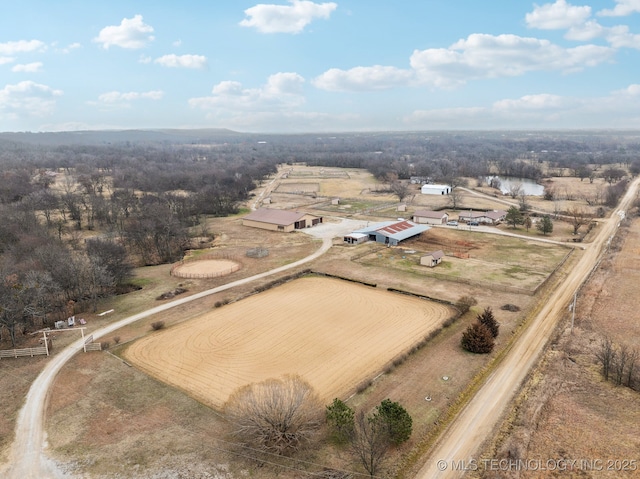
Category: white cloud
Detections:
[
  {"x1": 240, "y1": 0, "x2": 337, "y2": 34},
  {"x1": 56, "y1": 42, "x2": 81, "y2": 54},
  {"x1": 312, "y1": 32, "x2": 616, "y2": 94},
  {"x1": 0, "y1": 57, "x2": 15, "y2": 65},
  {"x1": 404, "y1": 86, "x2": 640, "y2": 129},
  {"x1": 0, "y1": 81, "x2": 63, "y2": 119},
  {"x1": 525, "y1": 0, "x2": 591, "y2": 30},
  {"x1": 409, "y1": 34, "x2": 614, "y2": 88},
  {"x1": 604, "y1": 24, "x2": 640, "y2": 48},
  {"x1": 189, "y1": 73, "x2": 305, "y2": 114},
  {"x1": 611, "y1": 84, "x2": 640, "y2": 97},
  {"x1": 312, "y1": 65, "x2": 414, "y2": 92},
  {"x1": 173, "y1": 39, "x2": 182, "y2": 47},
  {"x1": 11, "y1": 62, "x2": 43, "y2": 73},
  {"x1": 564, "y1": 20, "x2": 605, "y2": 41},
  {"x1": 492, "y1": 93, "x2": 574, "y2": 112},
  {"x1": 0, "y1": 40, "x2": 46, "y2": 55},
  {"x1": 96, "y1": 90, "x2": 164, "y2": 104},
  {"x1": 93, "y1": 15, "x2": 155, "y2": 49},
  {"x1": 154, "y1": 54, "x2": 207, "y2": 69},
  {"x1": 599, "y1": 0, "x2": 640, "y2": 16}
]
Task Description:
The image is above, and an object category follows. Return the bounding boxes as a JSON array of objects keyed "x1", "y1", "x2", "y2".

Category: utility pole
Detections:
[{"x1": 570, "y1": 291, "x2": 577, "y2": 333}]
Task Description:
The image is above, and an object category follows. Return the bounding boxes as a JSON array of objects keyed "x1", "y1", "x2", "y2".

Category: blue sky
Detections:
[{"x1": 1, "y1": 0, "x2": 640, "y2": 133}]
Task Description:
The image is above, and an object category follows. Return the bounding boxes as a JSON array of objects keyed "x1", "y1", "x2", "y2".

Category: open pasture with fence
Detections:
[{"x1": 123, "y1": 276, "x2": 453, "y2": 409}]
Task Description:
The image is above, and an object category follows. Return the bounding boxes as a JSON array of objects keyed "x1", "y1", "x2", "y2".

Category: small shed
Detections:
[
  {"x1": 331, "y1": 198, "x2": 340, "y2": 205},
  {"x1": 343, "y1": 232, "x2": 368, "y2": 245},
  {"x1": 420, "y1": 250, "x2": 444, "y2": 267},
  {"x1": 397, "y1": 204, "x2": 407, "y2": 212},
  {"x1": 421, "y1": 184, "x2": 451, "y2": 195}
]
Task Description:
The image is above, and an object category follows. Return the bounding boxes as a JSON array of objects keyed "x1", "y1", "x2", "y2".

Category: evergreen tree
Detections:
[
  {"x1": 505, "y1": 205, "x2": 524, "y2": 229},
  {"x1": 537, "y1": 215, "x2": 553, "y2": 235},
  {"x1": 477, "y1": 307, "x2": 499, "y2": 338},
  {"x1": 375, "y1": 399, "x2": 412, "y2": 446},
  {"x1": 461, "y1": 322, "x2": 495, "y2": 354},
  {"x1": 326, "y1": 398, "x2": 355, "y2": 444}
]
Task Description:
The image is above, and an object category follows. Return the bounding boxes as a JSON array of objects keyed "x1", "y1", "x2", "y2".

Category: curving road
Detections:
[
  {"x1": 2, "y1": 236, "x2": 333, "y2": 479},
  {"x1": 415, "y1": 177, "x2": 639, "y2": 478}
]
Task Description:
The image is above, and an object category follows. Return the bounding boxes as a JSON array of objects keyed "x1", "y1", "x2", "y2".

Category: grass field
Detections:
[{"x1": 123, "y1": 276, "x2": 453, "y2": 408}]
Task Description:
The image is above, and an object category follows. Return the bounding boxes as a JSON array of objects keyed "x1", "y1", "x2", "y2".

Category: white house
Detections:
[
  {"x1": 421, "y1": 184, "x2": 451, "y2": 195},
  {"x1": 458, "y1": 210, "x2": 507, "y2": 225}
]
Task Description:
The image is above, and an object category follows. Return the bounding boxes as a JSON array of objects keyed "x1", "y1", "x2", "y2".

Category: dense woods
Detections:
[{"x1": 0, "y1": 129, "x2": 639, "y2": 347}]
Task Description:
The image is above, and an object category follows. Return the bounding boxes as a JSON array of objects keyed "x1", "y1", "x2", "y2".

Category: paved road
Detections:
[
  {"x1": 415, "y1": 177, "x2": 639, "y2": 479},
  {"x1": 1, "y1": 236, "x2": 332, "y2": 479}
]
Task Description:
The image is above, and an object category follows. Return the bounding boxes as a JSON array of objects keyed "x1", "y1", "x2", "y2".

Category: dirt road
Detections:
[
  {"x1": 415, "y1": 178, "x2": 639, "y2": 479},
  {"x1": 1, "y1": 236, "x2": 332, "y2": 479}
]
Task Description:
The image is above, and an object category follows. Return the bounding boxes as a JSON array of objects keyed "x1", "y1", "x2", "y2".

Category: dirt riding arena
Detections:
[
  {"x1": 171, "y1": 258, "x2": 241, "y2": 279},
  {"x1": 124, "y1": 276, "x2": 452, "y2": 409}
]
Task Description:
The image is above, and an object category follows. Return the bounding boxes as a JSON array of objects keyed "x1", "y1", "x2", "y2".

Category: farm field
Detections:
[
  {"x1": 3, "y1": 162, "x2": 624, "y2": 479},
  {"x1": 123, "y1": 276, "x2": 454, "y2": 408}
]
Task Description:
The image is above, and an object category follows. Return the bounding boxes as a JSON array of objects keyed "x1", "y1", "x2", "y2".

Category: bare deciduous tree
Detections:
[
  {"x1": 350, "y1": 410, "x2": 389, "y2": 478},
  {"x1": 224, "y1": 375, "x2": 322, "y2": 456},
  {"x1": 567, "y1": 206, "x2": 591, "y2": 235},
  {"x1": 596, "y1": 337, "x2": 616, "y2": 381}
]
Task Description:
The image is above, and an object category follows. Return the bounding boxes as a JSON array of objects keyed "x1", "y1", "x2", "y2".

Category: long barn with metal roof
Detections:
[{"x1": 344, "y1": 220, "x2": 430, "y2": 246}]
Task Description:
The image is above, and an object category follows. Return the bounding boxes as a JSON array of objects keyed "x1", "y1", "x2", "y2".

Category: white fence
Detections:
[
  {"x1": 83, "y1": 334, "x2": 102, "y2": 352},
  {"x1": 0, "y1": 346, "x2": 48, "y2": 359}
]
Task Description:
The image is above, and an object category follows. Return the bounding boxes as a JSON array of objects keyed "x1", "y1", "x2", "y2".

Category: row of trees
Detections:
[
  {"x1": 326, "y1": 398, "x2": 412, "y2": 477},
  {"x1": 596, "y1": 337, "x2": 639, "y2": 390},
  {"x1": 504, "y1": 206, "x2": 555, "y2": 235}
]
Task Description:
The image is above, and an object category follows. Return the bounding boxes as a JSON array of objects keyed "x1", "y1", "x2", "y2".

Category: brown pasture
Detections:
[{"x1": 123, "y1": 276, "x2": 452, "y2": 409}]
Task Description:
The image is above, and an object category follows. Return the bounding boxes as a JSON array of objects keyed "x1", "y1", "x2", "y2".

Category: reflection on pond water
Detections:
[{"x1": 486, "y1": 176, "x2": 544, "y2": 196}]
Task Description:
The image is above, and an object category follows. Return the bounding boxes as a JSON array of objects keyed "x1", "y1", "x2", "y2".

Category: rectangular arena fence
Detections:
[{"x1": 0, "y1": 346, "x2": 48, "y2": 359}]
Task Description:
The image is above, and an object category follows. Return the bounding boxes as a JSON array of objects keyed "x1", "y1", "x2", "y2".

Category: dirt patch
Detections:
[{"x1": 123, "y1": 276, "x2": 454, "y2": 408}]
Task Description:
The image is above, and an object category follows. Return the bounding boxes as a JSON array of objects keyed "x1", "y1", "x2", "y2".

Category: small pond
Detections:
[{"x1": 486, "y1": 176, "x2": 544, "y2": 196}]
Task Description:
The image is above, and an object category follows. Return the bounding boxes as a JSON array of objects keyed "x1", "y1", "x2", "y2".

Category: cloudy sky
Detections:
[{"x1": 1, "y1": 0, "x2": 640, "y2": 132}]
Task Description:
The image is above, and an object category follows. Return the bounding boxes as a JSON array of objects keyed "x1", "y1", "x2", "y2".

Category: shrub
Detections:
[
  {"x1": 461, "y1": 322, "x2": 495, "y2": 354},
  {"x1": 151, "y1": 321, "x2": 165, "y2": 331},
  {"x1": 456, "y1": 295, "x2": 478, "y2": 314},
  {"x1": 113, "y1": 336, "x2": 121, "y2": 345}
]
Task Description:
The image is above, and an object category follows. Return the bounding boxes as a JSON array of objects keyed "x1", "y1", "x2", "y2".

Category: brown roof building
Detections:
[
  {"x1": 242, "y1": 208, "x2": 323, "y2": 232},
  {"x1": 413, "y1": 210, "x2": 449, "y2": 225}
]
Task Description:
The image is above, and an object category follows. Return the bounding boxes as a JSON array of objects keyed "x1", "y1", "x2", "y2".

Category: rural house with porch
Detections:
[{"x1": 457, "y1": 210, "x2": 507, "y2": 225}]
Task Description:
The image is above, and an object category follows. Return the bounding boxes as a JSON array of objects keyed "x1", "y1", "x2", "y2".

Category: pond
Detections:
[{"x1": 486, "y1": 176, "x2": 545, "y2": 196}]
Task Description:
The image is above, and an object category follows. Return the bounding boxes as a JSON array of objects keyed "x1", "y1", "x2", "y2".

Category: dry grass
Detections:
[
  {"x1": 476, "y1": 217, "x2": 640, "y2": 479},
  {"x1": 2, "y1": 165, "x2": 607, "y2": 478}
]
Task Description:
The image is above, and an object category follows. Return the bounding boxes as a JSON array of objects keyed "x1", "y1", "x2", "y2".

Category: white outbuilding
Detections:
[{"x1": 421, "y1": 184, "x2": 451, "y2": 195}]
